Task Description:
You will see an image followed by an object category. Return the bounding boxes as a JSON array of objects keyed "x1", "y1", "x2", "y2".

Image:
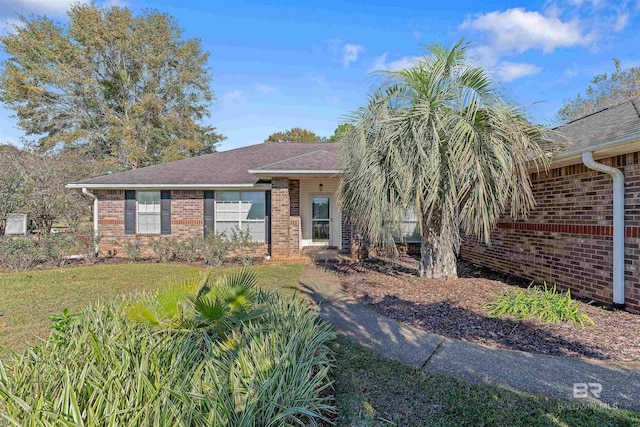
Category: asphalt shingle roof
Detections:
[
  {"x1": 252, "y1": 149, "x2": 339, "y2": 171},
  {"x1": 72, "y1": 97, "x2": 640, "y2": 187},
  {"x1": 71, "y1": 142, "x2": 339, "y2": 186},
  {"x1": 548, "y1": 97, "x2": 640, "y2": 155}
]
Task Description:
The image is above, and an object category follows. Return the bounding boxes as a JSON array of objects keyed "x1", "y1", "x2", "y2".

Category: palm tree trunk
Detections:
[{"x1": 419, "y1": 219, "x2": 457, "y2": 279}]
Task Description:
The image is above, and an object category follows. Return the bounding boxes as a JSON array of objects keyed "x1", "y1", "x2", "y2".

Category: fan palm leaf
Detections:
[{"x1": 339, "y1": 38, "x2": 552, "y2": 278}]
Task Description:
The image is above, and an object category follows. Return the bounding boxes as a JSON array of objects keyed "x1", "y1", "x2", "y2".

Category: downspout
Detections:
[
  {"x1": 82, "y1": 188, "x2": 99, "y2": 255},
  {"x1": 581, "y1": 152, "x2": 625, "y2": 309}
]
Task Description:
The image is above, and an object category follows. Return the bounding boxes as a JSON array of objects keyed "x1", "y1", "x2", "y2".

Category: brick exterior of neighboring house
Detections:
[{"x1": 461, "y1": 152, "x2": 640, "y2": 314}]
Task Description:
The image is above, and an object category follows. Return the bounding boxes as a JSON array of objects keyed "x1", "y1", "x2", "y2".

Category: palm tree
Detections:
[{"x1": 339, "y1": 40, "x2": 551, "y2": 278}]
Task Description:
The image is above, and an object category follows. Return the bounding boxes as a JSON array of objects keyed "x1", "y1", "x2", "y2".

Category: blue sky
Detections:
[{"x1": 0, "y1": 0, "x2": 639, "y2": 151}]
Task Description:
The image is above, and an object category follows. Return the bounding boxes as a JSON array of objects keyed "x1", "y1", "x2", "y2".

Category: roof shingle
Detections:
[
  {"x1": 71, "y1": 142, "x2": 339, "y2": 186},
  {"x1": 548, "y1": 97, "x2": 640, "y2": 154}
]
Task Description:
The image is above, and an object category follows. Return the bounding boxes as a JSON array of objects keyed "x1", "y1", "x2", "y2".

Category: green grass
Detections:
[
  {"x1": 331, "y1": 335, "x2": 640, "y2": 426},
  {"x1": 1, "y1": 262, "x2": 638, "y2": 425},
  {"x1": 0, "y1": 262, "x2": 303, "y2": 355}
]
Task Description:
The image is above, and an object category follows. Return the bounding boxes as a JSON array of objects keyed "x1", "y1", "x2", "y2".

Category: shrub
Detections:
[
  {"x1": 49, "y1": 308, "x2": 79, "y2": 348},
  {"x1": 202, "y1": 232, "x2": 231, "y2": 267},
  {"x1": 69, "y1": 232, "x2": 101, "y2": 264},
  {"x1": 0, "y1": 275, "x2": 335, "y2": 425},
  {"x1": 39, "y1": 234, "x2": 72, "y2": 267},
  {"x1": 0, "y1": 237, "x2": 41, "y2": 271},
  {"x1": 173, "y1": 237, "x2": 203, "y2": 263},
  {"x1": 484, "y1": 284, "x2": 594, "y2": 327},
  {"x1": 150, "y1": 237, "x2": 177, "y2": 262},
  {"x1": 123, "y1": 238, "x2": 144, "y2": 261},
  {"x1": 230, "y1": 226, "x2": 254, "y2": 265},
  {"x1": 127, "y1": 269, "x2": 263, "y2": 336}
]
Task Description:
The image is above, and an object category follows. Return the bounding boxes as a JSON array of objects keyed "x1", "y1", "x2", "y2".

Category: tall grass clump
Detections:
[
  {"x1": 484, "y1": 284, "x2": 594, "y2": 327},
  {"x1": 0, "y1": 271, "x2": 335, "y2": 426}
]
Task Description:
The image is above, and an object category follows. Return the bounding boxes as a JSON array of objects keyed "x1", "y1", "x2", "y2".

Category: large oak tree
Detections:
[{"x1": 0, "y1": 4, "x2": 224, "y2": 170}]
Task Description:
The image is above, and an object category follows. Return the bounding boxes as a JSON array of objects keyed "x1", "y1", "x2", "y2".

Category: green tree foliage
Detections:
[
  {"x1": 555, "y1": 59, "x2": 640, "y2": 123},
  {"x1": 339, "y1": 40, "x2": 550, "y2": 278},
  {"x1": 0, "y1": 4, "x2": 224, "y2": 170},
  {"x1": 0, "y1": 144, "x2": 100, "y2": 233},
  {"x1": 0, "y1": 145, "x2": 25, "y2": 235},
  {"x1": 328, "y1": 123, "x2": 355, "y2": 142},
  {"x1": 264, "y1": 127, "x2": 324, "y2": 142}
]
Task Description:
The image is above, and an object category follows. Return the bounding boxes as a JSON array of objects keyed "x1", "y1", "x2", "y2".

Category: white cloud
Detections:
[
  {"x1": 6, "y1": 0, "x2": 87, "y2": 15},
  {"x1": 563, "y1": 68, "x2": 578, "y2": 79},
  {"x1": 467, "y1": 46, "x2": 542, "y2": 82},
  {"x1": 369, "y1": 53, "x2": 419, "y2": 72},
  {"x1": 0, "y1": 17, "x2": 23, "y2": 34},
  {"x1": 496, "y1": 62, "x2": 542, "y2": 82},
  {"x1": 220, "y1": 90, "x2": 247, "y2": 107},
  {"x1": 308, "y1": 73, "x2": 329, "y2": 88},
  {"x1": 566, "y1": 0, "x2": 606, "y2": 6},
  {"x1": 342, "y1": 44, "x2": 363, "y2": 68},
  {"x1": 255, "y1": 83, "x2": 277, "y2": 95},
  {"x1": 461, "y1": 8, "x2": 593, "y2": 54},
  {"x1": 614, "y1": 12, "x2": 630, "y2": 31}
]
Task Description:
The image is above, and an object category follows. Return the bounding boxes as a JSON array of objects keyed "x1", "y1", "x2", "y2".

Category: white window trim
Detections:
[
  {"x1": 214, "y1": 191, "x2": 266, "y2": 242},
  {"x1": 136, "y1": 191, "x2": 161, "y2": 235}
]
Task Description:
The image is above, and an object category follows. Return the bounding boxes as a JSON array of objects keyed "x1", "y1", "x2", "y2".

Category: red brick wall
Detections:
[
  {"x1": 461, "y1": 152, "x2": 640, "y2": 313},
  {"x1": 96, "y1": 190, "x2": 205, "y2": 257},
  {"x1": 171, "y1": 191, "x2": 204, "y2": 238},
  {"x1": 271, "y1": 178, "x2": 291, "y2": 258},
  {"x1": 96, "y1": 190, "x2": 271, "y2": 259},
  {"x1": 289, "y1": 179, "x2": 300, "y2": 216}
]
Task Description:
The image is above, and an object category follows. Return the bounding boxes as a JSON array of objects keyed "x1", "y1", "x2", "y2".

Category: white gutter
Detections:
[
  {"x1": 552, "y1": 131, "x2": 640, "y2": 163},
  {"x1": 581, "y1": 152, "x2": 626, "y2": 308},
  {"x1": 82, "y1": 188, "x2": 99, "y2": 255}
]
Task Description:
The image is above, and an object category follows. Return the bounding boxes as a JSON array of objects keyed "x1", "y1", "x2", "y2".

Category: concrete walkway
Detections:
[{"x1": 298, "y1": 264, "x2": 640, "y2": 412}]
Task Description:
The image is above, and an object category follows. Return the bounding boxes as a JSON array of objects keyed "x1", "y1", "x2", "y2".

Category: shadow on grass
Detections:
[{"x1": 331, "y1": 335, "x2": 640, "y2": 427}]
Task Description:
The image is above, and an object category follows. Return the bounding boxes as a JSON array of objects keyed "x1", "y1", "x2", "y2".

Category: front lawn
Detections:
[
  {"x1": 0, "y1": 262, "x2": 303, "y2": 356},
  {"x1": 2, "y1": 262, "x2": 638, "y2": 425}
]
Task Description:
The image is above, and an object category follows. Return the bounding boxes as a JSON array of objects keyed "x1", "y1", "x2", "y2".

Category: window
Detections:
[
  {"x1": 391, "y1": 211, "x2": 420, "y2": 243},
  {"x1": 215, "y1": 191, "x2": 266, "y2": 242},
  {"x1": 137, "y1": 191, "x2": 161, "y2": 234},
  {"x1": 398, "y1": 212, "x2": 420, "y2": 243}
]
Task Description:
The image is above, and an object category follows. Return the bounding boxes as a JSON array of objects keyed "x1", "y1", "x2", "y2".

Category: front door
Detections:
[{"x1": 312, "y1": 196, "x2": 330, "y2": 242}]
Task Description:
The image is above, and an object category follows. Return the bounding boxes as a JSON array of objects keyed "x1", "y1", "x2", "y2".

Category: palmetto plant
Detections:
[
  {"x1": 1, "y1": 282, "x2": 335, "y2": 425},
  {"x1": 339, "y1": 39, "x2": 552, "y2": 278},
  {"x1": 126, "y1": 269, "x2": 264, "y2": 338}
]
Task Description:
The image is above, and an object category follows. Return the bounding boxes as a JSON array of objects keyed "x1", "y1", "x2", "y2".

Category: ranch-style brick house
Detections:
[{"x1": 69, "y1": 98, "x2": 640, "y2": 314}]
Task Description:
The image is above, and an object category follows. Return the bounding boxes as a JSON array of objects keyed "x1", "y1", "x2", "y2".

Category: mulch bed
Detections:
[{"x1": 334, "y1": 258, "x2": 640, "y2": 363}]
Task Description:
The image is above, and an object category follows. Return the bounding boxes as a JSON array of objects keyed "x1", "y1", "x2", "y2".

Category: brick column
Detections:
[
  {"x1": 289, "y1": 179, "x2": 300, "y2": 252},
  {"x1": 271, "y1": 177, "x2": 291, "y2": 258}
]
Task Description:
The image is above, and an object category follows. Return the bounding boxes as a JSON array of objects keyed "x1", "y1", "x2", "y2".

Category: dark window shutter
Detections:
[
  {"x1": 161, "y1": 190, "x2": 171, "y2": 235},
  {"x1": 203, "y1": 191, "x2": 214, "y2": 237},
  {"x1": 265, "y1": 190, "x2": 271, "y2": 247},
  {"x1": 124, "y1": 190, "x2": 136, "y2": 235}
]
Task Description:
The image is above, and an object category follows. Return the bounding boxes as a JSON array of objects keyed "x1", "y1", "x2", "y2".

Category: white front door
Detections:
[
  {"x1": 310, "y1": 194, "x2": 341, "y2": 248},
  {"x1": 311, "y1": 196, "x2": 330, "y2": 242}
]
